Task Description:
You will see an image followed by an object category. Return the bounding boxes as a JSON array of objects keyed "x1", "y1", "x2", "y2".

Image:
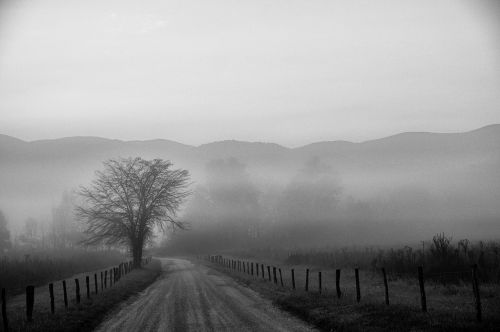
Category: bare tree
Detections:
[{"x1": 77, "y1": 157, "x2": 190, "y2": 267}]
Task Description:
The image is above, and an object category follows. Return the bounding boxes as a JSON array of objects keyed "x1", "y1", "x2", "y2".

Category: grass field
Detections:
[
  {"x1": 204, "y1": 257, "x2": 500, "y2": 331},
  {"x1": 0, "y1": 249, "x2": 125, "y2": 295},
  {"x1": 2, "y1": 259, "x2": 161, "y2": 332}
]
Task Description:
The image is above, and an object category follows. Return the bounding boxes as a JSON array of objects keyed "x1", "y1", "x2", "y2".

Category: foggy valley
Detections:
[
  {"x1": 1, "y1": 0, "x2": 500, "y2": 331},
  {"x1": 1, "y1": 124, "x2": 499, "y2": 248}
]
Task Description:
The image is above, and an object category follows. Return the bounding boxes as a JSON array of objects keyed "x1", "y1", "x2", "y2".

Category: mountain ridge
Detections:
[{"x1": 1, "y1": 124, "x2": 498, "y2": 150}]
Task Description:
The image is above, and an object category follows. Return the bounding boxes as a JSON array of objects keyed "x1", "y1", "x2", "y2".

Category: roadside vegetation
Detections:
[
  {"x1": 285, "y1": 234, "x2": 500, "y2": 283},
  {"x1": 204, "y1": 234, "x2": 500, "y2": 331},
  {"x1": 0, "y1": 248, "x2": 124, "y2": 295},
  {"x1": 4, "y1": 259, "x2": 161, "y2": 332}
]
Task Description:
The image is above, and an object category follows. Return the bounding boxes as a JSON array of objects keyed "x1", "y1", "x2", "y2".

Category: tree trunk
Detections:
[{"x1": 132, "y1": 241, "x2": 143, "y2": 268}]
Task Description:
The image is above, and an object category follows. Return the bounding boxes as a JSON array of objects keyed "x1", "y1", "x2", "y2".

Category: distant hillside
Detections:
[{"x1": 1, "y1": 124, "x2": 499, "y2": 233}]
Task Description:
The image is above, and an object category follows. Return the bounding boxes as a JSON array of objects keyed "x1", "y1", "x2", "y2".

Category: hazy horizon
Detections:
[{"x1": 1, "y1": 123, "x2": 499, "y2": 149}]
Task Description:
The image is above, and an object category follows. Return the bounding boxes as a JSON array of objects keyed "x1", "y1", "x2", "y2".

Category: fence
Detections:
[
  {"x1": 0, "y1": 256, "x2": 152, "y2": 331},
  {"x1": 204, "y1": 255, "x2": 483, "y2": 323}
]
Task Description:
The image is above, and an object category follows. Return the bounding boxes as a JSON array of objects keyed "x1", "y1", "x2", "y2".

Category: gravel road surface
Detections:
[{"x1": 95, "y1": 258, "x2": 316, "y2": 332}]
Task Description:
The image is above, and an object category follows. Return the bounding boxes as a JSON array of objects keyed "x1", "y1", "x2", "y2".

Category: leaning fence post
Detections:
[
  {"x1": 26, "y1": 285, "x2": 34, "y2": 322},
  {"x1": 279, "y1": 268, "x2": 284, "y2": 287},
  {"x1": 75, "y1": 279, "x2": 81, "y2": 304},
  {"x1": 62, "y1": 280, "x2": 68, "y2": 308},
  {"x1": 305, "y1": 268, "x2": 309, "y2": 292},
  {"x1": 318, "y1": 271, "x2": 322, "y2": 294},
  {"x1": 382, "y1": 268, "x2": 389, "y2": 305},
  {"x1": 355, "y1": 268, "x2": 361, "y2": 303},
  {"x1": 273, "y1": 267, "x2": 277, "y2": 284},
  {"x1": 94, "y1": 274, "x2": 98, "y2": 294},
  {"x1": 251, "y1": 262, "x2": 254, "y2": 276},
  {"x1": 104, "y1": 271, "x2": 108, "y2": 289},
  {"x1": 291, "y1": 269, "x2": 296, "y2": 290},
  {"x1": 336, "y1": 269, "x2": 341, "y2": 298},
  {"x1": 49, "y1": 283, "x2": 55, "y2": 314},
  {"x1": 472, "y1": 264, "x2": 482, "y2": 322},
  {"x1": 2, "y1": 288, "x2": 9, "y2": 331},
  {"x1": 261, "y1": 264, "x2": 265, "y2": 278},
  {"x1": 418, "y1": 266, "x2": 427, "y2": 312}
]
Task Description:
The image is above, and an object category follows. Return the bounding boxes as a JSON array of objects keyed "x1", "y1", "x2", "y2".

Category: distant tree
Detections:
[
  {"x1": 166, "y1": 158, "x2": 261, "y2": 253},
  {"x1": 24, "y1": 217, "x2": 38, "y2": 238},
  {"x1": 0, "y1": 210, "x2": 11, "y2": 251},
  {"x1": 51, "y1": 191, "x2": 83, "y2": 248},
  {"x1": 16, "y1": 217, "x2": 42, "y2": 248},
  {"x1": 77, "y1": 158, "x2": 190, "y2": 267},
  {"x1": 279, "y1": 157, "x2": 341, "y2": 224}
]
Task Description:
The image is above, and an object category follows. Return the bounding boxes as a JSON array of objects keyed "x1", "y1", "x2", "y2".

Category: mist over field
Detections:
[{"x1": 1, "y1": 124, "x2": 499, "y2": 251}]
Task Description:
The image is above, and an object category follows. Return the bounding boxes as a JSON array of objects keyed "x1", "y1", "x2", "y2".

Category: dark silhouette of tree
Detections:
[
  {"x1": 0, "y1": 210, "x2": 11, "y2": 252},
  {"x1": 77, "y1": 158, "x2": 190, "y2": 267}
]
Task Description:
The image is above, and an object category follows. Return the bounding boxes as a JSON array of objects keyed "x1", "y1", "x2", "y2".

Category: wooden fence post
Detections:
[
  {"x1": 336, "y1": 269, "x2": 341, "y2": 298},
  {"x1": 279, "y1": 268, "x2": 284, "y2": 287},
  {"x1": 243, "y1": 262, "x2": 246, "y2": 273},
  {"x1": 109, "y1": 269, "x2": 113, "y2": 287},
  {"x1": 273, "y1": 267, "x2": 277, "y2": 284},
  {"x1": 261, "y1": 264, "x2": 264, "y2": 278},
  {"x1": 472, "y1": 264, "x2": 482, "y2": 322},
  {"x1": 305, "y1": 269, "x2": 309, "y2": 292},
  {"x1": 267, "y1": 266, "x2": 271, "y2": 281},
  {"x1": 94, "y1": 274, "x2": 98, "y2": 294},
  {"x1": 382, "y1": 268, "x2": 389, "y2": 305},
  {"x1": 255, "y1": 262, "x2": 258, "y2": 277},
  {"x1": 101, "y1": 272, "x2": 104, "y2": 290},
  {"x1": 86, "y1": 276, "x2": 90, "y2": 299},
  {"x1": 417, "y1": 266, "x2": 427, "y2": 312},
  {"x1": 1, "y1": 288, "x2": 8, "y2": 331},
  {"x1": 318, "y1": 271, "x2": 322, "y2": 294},
  {"x1": 291, "y1": 269, "x2": 296, "y2": 290},
  {"x1": 104, "y1": 271, "x2": 108, "y2": 289},
  {"x1": 62, "y1": 281, "x2": 68, "y2": 308},
  {"x1": 355, "y1": 268, "x2": 361, "y2": 303},
  {"x1": 26, "y1": 285, "x2": 34, "y2": 322},
  {"x1": 75, "y1": 279, "x2": 81, "y2": 304},
  {"x1": 251, "y1": 262, "x2": 254, "y2": 276},
  {"x1": 49, "y1": 283, "x2": 55, "y2": 314}
]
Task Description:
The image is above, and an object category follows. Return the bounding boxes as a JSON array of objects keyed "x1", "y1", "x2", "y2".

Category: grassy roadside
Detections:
[
  {"x1": 4, "y1": 259, "x2": 162, "y2": 332},
  {"x1": 202, "y1": 259, "x2": 500, "y2": 331}
]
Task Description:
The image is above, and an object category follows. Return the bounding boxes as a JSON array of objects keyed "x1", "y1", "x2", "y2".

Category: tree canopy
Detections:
[{"x1": 77, "y1": 157, "x2": 190, "y2": 266}]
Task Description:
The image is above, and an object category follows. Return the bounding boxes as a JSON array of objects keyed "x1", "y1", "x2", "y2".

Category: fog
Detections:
[
  {"x1": 0, "y1": 0, "x2": 499, "y2": 254},
  {"x1": 166, "y1": 129, "x2": 500, "y2": 253},
  {"x1": 2, "y1": 125, "x2": 498, "y2": 253}
]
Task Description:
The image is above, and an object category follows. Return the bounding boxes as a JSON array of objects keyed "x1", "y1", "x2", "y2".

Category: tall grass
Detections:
[
  {"x1": 0, "y1": 248, "x2": 124, "y2": 294},
  {"x1": 244, "y1": 234, "x2": 500, "y2": 283}
]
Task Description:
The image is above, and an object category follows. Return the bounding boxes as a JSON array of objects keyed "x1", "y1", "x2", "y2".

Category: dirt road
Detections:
[{"x1": 95, "y1": 258, "x2": 316, "y2": 332}]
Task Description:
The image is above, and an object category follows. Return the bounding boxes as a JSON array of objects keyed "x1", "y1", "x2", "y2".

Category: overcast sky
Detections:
[{"x1": 0, "y1": 0, "x2": 499, "y2": 147}]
